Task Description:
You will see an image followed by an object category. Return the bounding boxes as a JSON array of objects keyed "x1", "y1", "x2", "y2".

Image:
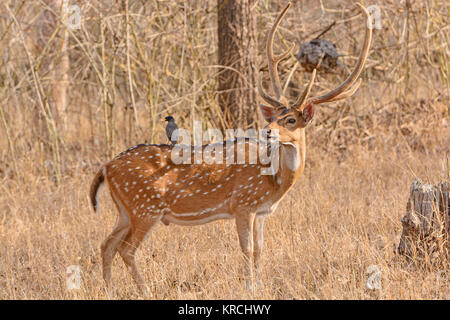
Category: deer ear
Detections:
[
  {"x1": 302, "y1": 103, "x2": 314, "y2": 123},
  {"x1": 260, "y1": 104, "x2": 278, "y2": 123}
]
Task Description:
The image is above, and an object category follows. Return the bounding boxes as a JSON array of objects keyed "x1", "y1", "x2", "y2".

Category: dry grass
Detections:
[
  {"x1": 0, "y1": 0, "x2": 449, "y2": 299},
  {"x1": 1, "y1": 147, "x2": 449, "y2": 299}
]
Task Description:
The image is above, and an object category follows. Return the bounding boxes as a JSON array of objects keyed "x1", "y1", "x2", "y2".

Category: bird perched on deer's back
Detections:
[{"x1": 165, "y1": 116, "x2": 179, "y2": 144}]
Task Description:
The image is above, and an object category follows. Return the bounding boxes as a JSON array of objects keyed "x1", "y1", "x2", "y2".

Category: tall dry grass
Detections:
[{"x1": 0, "y1": 0, "x2": 448, "y2": 299}]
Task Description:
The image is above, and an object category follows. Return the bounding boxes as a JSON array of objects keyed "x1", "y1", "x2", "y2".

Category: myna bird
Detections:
[{"x1": 164, "y1": 116, "x2": 179, "y2": 144}]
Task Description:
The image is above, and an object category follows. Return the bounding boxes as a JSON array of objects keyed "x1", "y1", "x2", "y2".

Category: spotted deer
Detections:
[{"x1": 90, "y1": 2, "x2": 372, "y2": 294}]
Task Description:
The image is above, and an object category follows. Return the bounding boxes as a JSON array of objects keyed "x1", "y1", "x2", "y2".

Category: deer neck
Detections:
[{"x1": 273, "y1": 128, "x2": 306, "y2": 195}]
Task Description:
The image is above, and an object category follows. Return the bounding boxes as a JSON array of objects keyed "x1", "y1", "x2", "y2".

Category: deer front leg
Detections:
[
  {"x1": 253, "y1": 215, "x2": 265, "y2": 289},
  {"x1": 235, "y1": 212, "x2": 255, "y2": 290}
]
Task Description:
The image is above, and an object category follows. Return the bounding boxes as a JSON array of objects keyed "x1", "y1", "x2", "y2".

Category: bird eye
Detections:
[{"x1": 287, "y1": 118, "x2": 296, "y2": 124}]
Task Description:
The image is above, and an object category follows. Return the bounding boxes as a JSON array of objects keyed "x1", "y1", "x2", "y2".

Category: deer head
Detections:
[{"x1": 258, "y1": 3, "x2": 372, "y2": 146}]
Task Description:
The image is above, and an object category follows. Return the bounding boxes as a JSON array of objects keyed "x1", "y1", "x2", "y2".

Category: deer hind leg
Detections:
[
  {"x1": 117, "y1": 215, "x2": 161, "y2": 296},
  {"x1": 101, "y1": 195, "x2": 131, "y2": 291},
  {"x1": 253, "y1": 215, "x2": 265, "y2": 289},
  {"x1": 235, "y1": 212, "x2": 255, "y2": 291}
]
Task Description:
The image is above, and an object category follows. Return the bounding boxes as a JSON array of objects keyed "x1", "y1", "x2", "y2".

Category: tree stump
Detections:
[{"x1": 397, "y1": 179, "x2": 449, "y2": 259}]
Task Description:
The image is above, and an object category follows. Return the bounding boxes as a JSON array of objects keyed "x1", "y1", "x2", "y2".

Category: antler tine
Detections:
[
  {"x1": 292, "y1": 69, "x2": 316, "y2": 110},
  {"x1": 310, "y1": 3, "x2": 372, "y2": 105},
  {"x1": 325, "y1": 78, "x2": 363, "y2": 103},
  {"x1": 257, "y1": 74, "x2": 286, "y2": 109},
  {"x1": 266, "y1": 2, "x2": 293, "y2": 100},
  {"x1": 292, "y1": 53, "x2": 325, "y2": 110}
]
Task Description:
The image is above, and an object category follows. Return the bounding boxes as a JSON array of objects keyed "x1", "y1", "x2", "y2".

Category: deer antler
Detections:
[
  {"x1": 258, "y1": 2, "x2": 294, "y2": 109},
  {"x1": 258, "y1": 2, "x2": 372, "y2": 112},
  {"x1": 291, "y1": 69, "x2": 317, "y2": 109},
  {"x1": 308, "y1": 3, "x2": 372, "y2": 105}
]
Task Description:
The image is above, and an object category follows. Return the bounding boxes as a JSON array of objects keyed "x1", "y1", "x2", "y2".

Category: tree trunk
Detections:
[{"x1": 217, "y1": 0, "x2": 257, "y2": 130}]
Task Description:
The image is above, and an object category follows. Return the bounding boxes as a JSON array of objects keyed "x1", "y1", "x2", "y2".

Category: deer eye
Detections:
[{"x1": 287, "y1": 118, "x2": 296, "y2": 124}]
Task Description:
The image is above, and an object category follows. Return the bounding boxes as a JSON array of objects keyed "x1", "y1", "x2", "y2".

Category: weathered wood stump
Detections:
[
  {"x1": 295, "y1": 39, "x2": 339, "y2": 72},
  {"x1": 397, "y1": 179, "x2": 449, "y2": 259}
]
